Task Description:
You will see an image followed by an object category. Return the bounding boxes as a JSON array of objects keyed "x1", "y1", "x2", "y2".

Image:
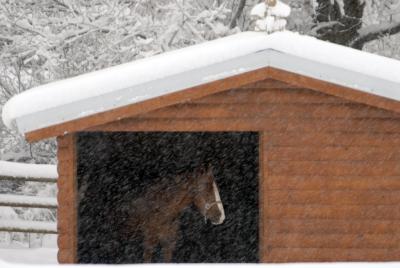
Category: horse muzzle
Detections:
[{"x1": 205, "y1": 201, "x2": 225, "y2": 225}]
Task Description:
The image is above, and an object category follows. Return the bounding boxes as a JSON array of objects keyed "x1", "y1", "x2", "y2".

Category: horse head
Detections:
[{"x1": 192, "y1": 165, "x2": 225, "y2": 225}]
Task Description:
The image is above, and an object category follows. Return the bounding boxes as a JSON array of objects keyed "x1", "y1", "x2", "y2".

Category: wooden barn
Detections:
[{"x1": 3, "y1": 31, "x2": 400, "y2": 263}]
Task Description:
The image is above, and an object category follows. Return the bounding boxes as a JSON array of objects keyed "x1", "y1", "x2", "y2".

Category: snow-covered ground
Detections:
[
  {"x1": 0, "y1": 236, "x2": 57, "y2": 264},
  {"x1": 0, "y1": 247, "x2": 57, "y2": 264},
  {"x1": 1, "y1": 255, "x2": 400, "y2": 268},
  {"x1": 0, "y1": 245, "x2": 398, "y2": 268}
]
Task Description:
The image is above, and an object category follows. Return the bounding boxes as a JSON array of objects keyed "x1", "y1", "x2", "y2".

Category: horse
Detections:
[{"x1": 125, "y1": 165, "x2": 225, "y2": 263}]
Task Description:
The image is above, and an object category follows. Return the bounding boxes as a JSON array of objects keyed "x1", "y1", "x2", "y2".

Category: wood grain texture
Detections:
[
  {"x1": 89, "y1": 117, "x2": 400, "y2": 133},
  {"x1": 268, "y1": 146, "x2": 400, "y2": 161},
  {"x1": 240, "y1": 80, "x2": 299, "y2": 89},
  {"x1": 269, "y1": 176, "x2": 400, "y2": 190},
  {"x1": 86, "y1": 86, "x2": 400, "y2": 133},
  {"x1": 266, "y1": 67, "x2": 400, "y2": 115},
  {"x1": 268, "y1": 233, "x2": 400, "y2": 248},
  {"x1": 57, "y1": 134, "x2": 78, "y2": 264},
  {"x1": 269, "y1": 219, "x2": 400, "y2": 235},
  {"x1": 268, "y1": 248, "x2": 400, "y2": 262},
  {"x1": 269, "y1": 205, "x2": 400, "y2": 220},
  {"x1": 268, "y1": 190, "x2": 400, "y2": 205},
  {"x1": 259, "y1": 133, "x2": 269, "y2": 262},
  {"x1": 192, "y1": 88, "x2": 350, "y2": 104},
  {"x1": 268, "y1": 132, "x2": 400, "y2": 146},
  {"x1": 86, "y1": 79, "x2": 400, "y2": 262},
  {"x1": 46, "y1": 76, "x2": 400, "y2": 262},
  {"x1": 25, "y1": 67, "x2": 400, "y2": 142},
  {"x1": 140, "y1": 103, "x2": 400, "y2": 119},
  {"x1": 268, "y1": 161, "x2": 400, "y2": 176}
]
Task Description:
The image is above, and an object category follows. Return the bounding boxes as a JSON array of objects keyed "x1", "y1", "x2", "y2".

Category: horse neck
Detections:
[{"x1": 168, "y1": 174, "x2": 197, "y2": 210}]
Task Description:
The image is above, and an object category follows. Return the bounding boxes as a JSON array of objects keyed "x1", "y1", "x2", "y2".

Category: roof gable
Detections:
[
  {"x1": 87, "y1": 80, "x2": 400, "y2": 134},
  {"x1": 23, "y1": 67, "x2": 400, "y2": 142},
  {"x1": 2, "y1": 31, "x2": 400, "y2": 141}
]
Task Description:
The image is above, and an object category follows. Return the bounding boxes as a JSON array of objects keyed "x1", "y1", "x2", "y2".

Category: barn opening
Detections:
[{"x1": 76, "y1": 132, "x2": 259, "y2": 263}]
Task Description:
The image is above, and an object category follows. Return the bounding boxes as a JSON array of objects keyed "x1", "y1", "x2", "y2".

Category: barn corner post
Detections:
[
  {"x1": 56, "y1": 133, "x2": 78, "y2": 263},
  {"x1": 259, "y1": 131, "x2": 270, "y2": 263}
]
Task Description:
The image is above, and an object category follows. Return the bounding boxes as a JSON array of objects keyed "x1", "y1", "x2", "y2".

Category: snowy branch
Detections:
[
  {"x1": 51, "y1": 0, "x2": 81, "y2": 15},
  {"x1": 351, "y1": 21, "x2": 400, "y2": 49},
  {"x1": 310, "y1": 21, "x2": 344, "y2": 36},
  {"x1": 230, "y1": 0, "x2": 246, "y2": 29}
]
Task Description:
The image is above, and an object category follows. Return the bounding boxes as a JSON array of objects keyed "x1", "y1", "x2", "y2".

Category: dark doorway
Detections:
[{"x1": 76, "y1": 132, "x2": 259, "y2": 263}]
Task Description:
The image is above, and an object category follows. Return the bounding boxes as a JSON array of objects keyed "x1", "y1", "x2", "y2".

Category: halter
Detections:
[{"x1": 204, "y1": 201, "x2": 223, "y2": 223}]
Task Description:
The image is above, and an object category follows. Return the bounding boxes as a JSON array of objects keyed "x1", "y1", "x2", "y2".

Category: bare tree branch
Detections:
[
  {"x1": 351, "y1": 21, "x2": 400, "y2": 49},
  {"x1": 313, "y1": 0, "x2": 365, "y2": 46},
  {"x1": 310, "y1": 21, "x2": 344, "y2": 36},
  {"x1": 230, "y1": 0, "x2": 246, "y2": 29}
]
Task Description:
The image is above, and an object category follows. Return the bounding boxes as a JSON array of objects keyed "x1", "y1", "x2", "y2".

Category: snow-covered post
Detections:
[{"x1": 250, "y1": 0, "x2": 291, "y2": 33}]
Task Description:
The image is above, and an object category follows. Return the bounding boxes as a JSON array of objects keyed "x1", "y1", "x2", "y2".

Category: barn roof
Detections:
[{"x1": 3, "y1": 31, "x2": 400, "y2": 141}]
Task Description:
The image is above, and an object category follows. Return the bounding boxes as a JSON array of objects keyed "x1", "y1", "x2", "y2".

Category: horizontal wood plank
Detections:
[
  {"x1": 268, "y1": 161, "x2": 400, "y2": 176},
  {"x1": 90, "y1": 118, "x2": 262, "y2": 132},
  {"x1": 268, "y1": 146, "x2": 400, "y2": 161},
  {"x1": 193, "y1": 88, "x2": 349, "y2": 104},
  {"x1": 268, "y1": 190, "x2": 400, "y2": 205},
  {"x1": 269, "y1": 205, "x2": 400, "y2": 220},
  {"x1": 268, "y1": 233, "x2": 400, "y2": 249},
  {"x1": 268, "y1": 176, "x2": 400, "y2": 190},
  {"x1": 91, "y1": 117, "x2": 400, "y2": 133},
  {"x1": 140, "y1": 103, "x2": 400, "y2": 120},
  {"x1": 268, "y1": 132, "x2": 400, "y2": 146},
  {"x1": 269, "y1": 219, "x2": 400, "y2": 235},
  {"x1": 240, "y1": 79, "x2": 298, "y2": 89},
  {"x1": 267, "y1": 248, "x2": 400, "y2": 262},
  {"x1": 267, "y1": 67, "x2": 400, "y2": 117}
]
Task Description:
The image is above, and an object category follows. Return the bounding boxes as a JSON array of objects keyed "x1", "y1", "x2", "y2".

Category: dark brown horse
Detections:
[{"x1": 126, "y1": 166, "x2": 225, "y2": 262}]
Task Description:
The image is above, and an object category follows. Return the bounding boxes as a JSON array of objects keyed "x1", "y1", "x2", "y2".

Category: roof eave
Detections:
[
  {"x1": 19, "y1": 50, "x2": 274, "y2": 138},
  {"x1": 19, "y1": 49, "x2": 400, "y2": 142}
]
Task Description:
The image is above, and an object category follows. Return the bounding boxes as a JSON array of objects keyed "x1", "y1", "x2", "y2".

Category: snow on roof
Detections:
[
  {"x1": 0, "y1": 160, "x2": 57, "y2": 179},
  {"x1": 3, "y1": 31, "x2": 400, "y2": 135}
]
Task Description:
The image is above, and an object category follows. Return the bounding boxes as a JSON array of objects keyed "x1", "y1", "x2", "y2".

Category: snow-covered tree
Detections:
[
  {"x1": 0, "y1": 0, "x2": 399, "y2": 162},
  {"x1": 304, "y1": 0, "x2": 400, "y2": 49}
]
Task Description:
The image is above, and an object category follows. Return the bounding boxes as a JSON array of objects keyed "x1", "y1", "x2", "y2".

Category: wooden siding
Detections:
[
  {"x1": 57, "y1": 134, "x2": 78, "y2": 264},
  {"x1": 89, "y1": 78, "x2": 400, "y2": 262}
]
